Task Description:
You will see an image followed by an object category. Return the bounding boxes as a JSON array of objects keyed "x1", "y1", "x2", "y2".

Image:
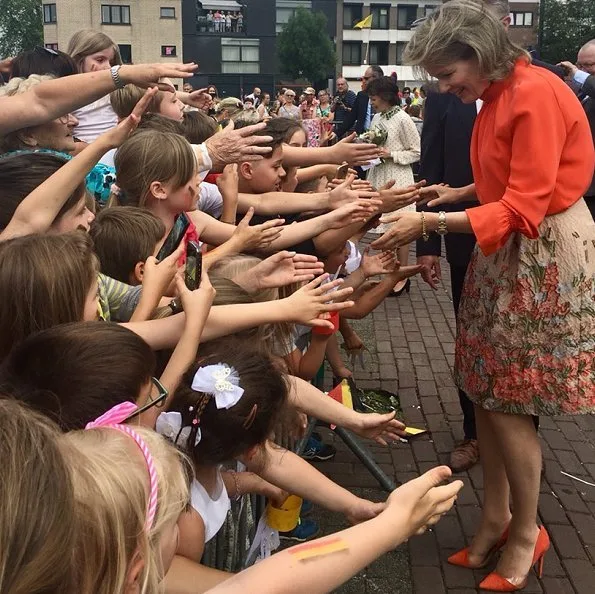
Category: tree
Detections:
[
  {"x1": 0, "y1": 0, "x2": 43, "y2": 58},
  {"x1": 277, "y1": 7, "x2": 336, "y2": 83},
  {"x1": 539, "y1": 0, "x2": 595, "y2": 63}
]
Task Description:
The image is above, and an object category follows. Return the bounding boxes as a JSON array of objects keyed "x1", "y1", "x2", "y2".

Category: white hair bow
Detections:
[
  {"x1": 156, "y1": 411, "x2": 201, "y2": 447},
  {"x1": 191, "y1": 363, "x2": 244, "y2": 409}
]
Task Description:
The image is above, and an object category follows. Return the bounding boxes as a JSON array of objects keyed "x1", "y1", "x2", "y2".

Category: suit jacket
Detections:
[
  {"x1": 579, "y1": 74, "x2": 595, "y2": 197},
  {"x1": 416, "y1": 91, "x2": 478, "y2": 267},
  {"x1": 336, "y1": 91, "x2": 369, "y2": 137}
]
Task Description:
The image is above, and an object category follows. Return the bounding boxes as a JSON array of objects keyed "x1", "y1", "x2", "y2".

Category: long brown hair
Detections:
[
  {"x1": 67, "y1": 29, "x2": 122, "y2": 72},
  {"x1": 0, "y1": 398, "x2": 76, "y2": 594},
  {"x1": 0, "y1": 232, "x2": 98, "y2": 360}
]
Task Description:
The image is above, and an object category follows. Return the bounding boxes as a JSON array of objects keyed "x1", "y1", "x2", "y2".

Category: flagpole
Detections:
[{"x1": 363, "y1": 28, "x2": 370, "y2": 65}]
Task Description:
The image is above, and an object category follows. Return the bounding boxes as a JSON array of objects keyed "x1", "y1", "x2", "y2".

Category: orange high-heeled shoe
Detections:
[
  {"x1": 478, "y1": 526, "x2": 550, "y2": 592},
  {"x1": 448, "y1": 526, "x2": 509, "y2": 569}
]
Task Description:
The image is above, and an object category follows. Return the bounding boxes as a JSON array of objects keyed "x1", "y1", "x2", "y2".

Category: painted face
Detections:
[
  {"x1": 83, "y1": 276, "x2": 100, "y2": 321},
  {"x1": 249, "y1": 145, "x2": 286, "y2": 192},
  {"x1": 82, "y1": 47, "x2": 115, "y2": 73},
  {"x1": 287, "y1": 128, "x2": 307, "y2": 148},
  {"x1": 159, "y1": 91, "x2": 185, "y2": 121},
  {"x1": 426, "y1": 59, "x2": 489, "y2": 104},
  {"x1": 164, "y1": 170, "x2": 201, "y2": 214},
  {"x1": 27, "y1": 113, "x2": 78, "y2": 152},
  {"x1": 51, "y1": 195, "x2": 95, "y2": 234}
]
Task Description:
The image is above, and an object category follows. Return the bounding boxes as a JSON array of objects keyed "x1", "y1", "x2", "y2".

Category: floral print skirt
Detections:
[{"x1": 455, "y1": 198, "x2": 595, "y2": 416}]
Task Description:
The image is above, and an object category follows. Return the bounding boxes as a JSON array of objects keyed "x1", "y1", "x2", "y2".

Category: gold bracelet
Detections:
[{"x1": 420, "y1": 211, "x2": 429, "y2": 242}]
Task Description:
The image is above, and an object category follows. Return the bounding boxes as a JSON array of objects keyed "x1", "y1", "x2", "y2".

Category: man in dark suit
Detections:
[
  {"x1": 559, "y1": 39, "x2": 595, "y2": 218},
  {"x1": 336, "y1": 65, "x2": 384, "y2": 138}
]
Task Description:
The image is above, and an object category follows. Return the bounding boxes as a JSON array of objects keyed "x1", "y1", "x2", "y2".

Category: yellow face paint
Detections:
[{"x1": 288, "y1": 536, "x2": 349, "y2": 561}]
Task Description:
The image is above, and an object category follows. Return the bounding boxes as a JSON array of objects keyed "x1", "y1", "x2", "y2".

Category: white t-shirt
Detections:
[
  {"x1": 199, "y1": 182, "x2": 224, "y2": 219},
  {"x1": 190, "y1": 471, "x2": 230, "y2": 543},
  {"x1": 73, "y1": 95, "x2": 118, "y2": 144}
]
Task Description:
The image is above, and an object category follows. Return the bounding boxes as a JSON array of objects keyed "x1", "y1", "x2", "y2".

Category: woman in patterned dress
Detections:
[
  {"x1": 371, "y1": 2, "x2": 595, "y2": 591},
  {"x1": 366, "y1": 76, "x2": 421, "y2": 294}
]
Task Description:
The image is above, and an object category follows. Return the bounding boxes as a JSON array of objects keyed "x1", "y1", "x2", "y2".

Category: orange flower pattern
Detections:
[{"x1": 455, "y1": 200, "x2": 595, "y2": 416}]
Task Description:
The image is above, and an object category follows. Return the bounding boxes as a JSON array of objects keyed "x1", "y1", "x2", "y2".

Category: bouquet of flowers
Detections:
[{"x1": 357, "y1": 122, "x2": 388, "y2": 146}]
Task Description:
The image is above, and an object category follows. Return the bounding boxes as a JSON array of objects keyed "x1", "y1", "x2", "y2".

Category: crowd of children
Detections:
[{"x1": 0, "y1": 29, "x2": 463, "y2": 594}]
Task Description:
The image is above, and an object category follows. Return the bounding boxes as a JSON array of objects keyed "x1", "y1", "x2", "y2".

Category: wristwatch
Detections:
[
  {"x1": 110, "y1": 65, "x2": 125, "y2": 89},
  {"x1": 437, "y1": 211, "x2": 448, "y2": 236}
]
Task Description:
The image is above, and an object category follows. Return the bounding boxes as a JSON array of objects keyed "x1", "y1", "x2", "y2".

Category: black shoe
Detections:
[{"x1": 392, "y1": 278, "x2": 411, "y2": 297}]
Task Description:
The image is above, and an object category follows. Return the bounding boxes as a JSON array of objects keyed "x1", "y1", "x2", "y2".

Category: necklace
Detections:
[{"x1": 381, "y1": 105, "x2": 401, "y2": 120}]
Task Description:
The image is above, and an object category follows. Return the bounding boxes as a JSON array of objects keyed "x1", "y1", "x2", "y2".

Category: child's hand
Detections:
[
  {"x1": 232, "y1": 208, "x2": 284, "y2": 251},
  {"x1": 384, "y1": 467, "x2": 463, "y2": 542},
  {"x1": 216, "y1": 163, "x2": 239, "y2": 202},
  {"x1": 142, "y1": 241, "x2": 185, "y2": 297},
  {"x1": 251, "y1": 251, "x2": 324, "y2": 290},
  {"x1": 282, "y1": 274, "x2": 355, "y2": 329},
  {"x1": 345, "y1": 497, "x2": 386, "y2": 525},
  {"x1": 175, "y1": 267, "x2": 216, "y2": 316},
  {"x1": 351, "y1": 411, "x2": 407, "y2": 445},
  {"x1": 101, "y1": 87, "x2": 158, "y2": 149},
  {"x1": 326, "y1": 200, "x2": 382, "y2": 229},
  {"x1": 359, "y1": 247, "x2": 399, "y2": 278},
  {"x1": 328, "y1": 174, "x2": 379, "y2": 210}
]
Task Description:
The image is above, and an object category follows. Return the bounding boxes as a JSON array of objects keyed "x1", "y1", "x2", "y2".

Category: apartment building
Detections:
[
  {"x1": 507, "y1": 0, "x2": 540, "y2": 50},
  {"x1": 42, "y1": 1, "x2": 183, "y2": 67}
]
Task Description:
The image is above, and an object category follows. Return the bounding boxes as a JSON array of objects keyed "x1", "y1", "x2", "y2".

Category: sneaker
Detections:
[
  {"x1": 300, "y1": 499, "x2": 313, "y2": 516},
  {"x1": 449, "y1": 439, "x2": 479, "y2": 473},
  {"x1": 279, "y1": 517, "x2": 320, "y2": 542},
  {"x1": 301, "y1": 437, "x2": 337, "y2": 461}
]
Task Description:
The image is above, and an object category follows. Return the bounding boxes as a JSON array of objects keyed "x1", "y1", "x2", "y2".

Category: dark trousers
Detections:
[
  {"x1": 450, "y1": 262, "x2": 539, "y2": 438},
  {"x1": 450, "y1": 264, "x2": 477, "y2": 440}
]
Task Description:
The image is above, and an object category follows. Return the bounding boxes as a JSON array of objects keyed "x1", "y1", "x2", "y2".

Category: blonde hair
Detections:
[
  {"x1": 404, "y1": 0, "x2": 529, "y2": 81},
  {"x1": 209, "y1": 255, "x2": 294, "y2": 352},
  {"x1": 110, "y1": 84, "x2": 164, "y2": 120},
  {"x1": 115, "y1": 130, "x2": 197, "y2": 207},
  {"x1": 0, "y1": 399, "x2": 76, "y2": 594},
  {"x1": 61, "y1": 426, "x2": 190, "y2": 594},
  {"x1": 67, "y1": 29, "x2": 122, "y2": 72},
  {"x1": 0, "y1": 75, "x2": 54, "y2": 152}
]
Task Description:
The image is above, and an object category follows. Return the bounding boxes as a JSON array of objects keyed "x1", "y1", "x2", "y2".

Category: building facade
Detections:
[
  {"x1": 507, "y1": 0, "x2": 540, "y2": 51},
  {"x1": 43, "y1": 1, "x2": 183, "y2": 68}
]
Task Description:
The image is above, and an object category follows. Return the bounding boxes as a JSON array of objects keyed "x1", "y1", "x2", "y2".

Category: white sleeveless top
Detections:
[{"x1": 190, "y1": 470, "x2": 231, "y2": 543}]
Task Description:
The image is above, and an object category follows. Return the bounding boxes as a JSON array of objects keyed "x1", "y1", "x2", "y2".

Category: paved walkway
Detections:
[{"x1": 311, "y1": 260, "x2": 595, "y2": 594}]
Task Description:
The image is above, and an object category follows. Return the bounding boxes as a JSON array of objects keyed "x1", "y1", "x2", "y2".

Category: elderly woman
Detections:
[{"x1": 372, "y1": 1, "x2": 594, "y2": 591}]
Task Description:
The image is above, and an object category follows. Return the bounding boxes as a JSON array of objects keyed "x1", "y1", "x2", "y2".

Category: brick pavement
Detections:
[{"x1": 311, "y1": 262, "x2": 595, "y2": 594}]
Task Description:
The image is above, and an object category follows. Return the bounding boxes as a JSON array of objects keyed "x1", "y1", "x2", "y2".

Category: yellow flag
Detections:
[{"x1": 354, "y1": 14, "x2": 373, "y2": 29}]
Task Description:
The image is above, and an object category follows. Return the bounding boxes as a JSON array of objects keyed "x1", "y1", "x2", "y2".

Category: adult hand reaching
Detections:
[
  {"x1": 370, "y1": 212, "x2": 423, "y2": 250},
  {"x1": 205, "y1": 121, "x2": 274, "y2": 170},
  {"x1": 417, "y1": 184, "x2": 469, "y2": 208},
  {"x1": 557, "y1": 60, "x2": 578, "y2": 80},
  {"x1": 417, "y1": 255, "x2": 441, "y2": 290},
  {"x1": 332, "y1": 133, "x2": 380, "y2": 166},
  {"x1": 119, "y1": 62, "x2": 198, "y2": 91}
]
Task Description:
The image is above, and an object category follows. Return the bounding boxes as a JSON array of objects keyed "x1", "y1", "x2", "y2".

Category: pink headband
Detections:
[{"x1": 86, "y1": 402, "x2": 158, "y2": 532}]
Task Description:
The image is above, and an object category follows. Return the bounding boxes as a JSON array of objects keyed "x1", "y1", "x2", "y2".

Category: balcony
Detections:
[{"x1": 196, "y1": 0, "x2": 246, "y2": 35}]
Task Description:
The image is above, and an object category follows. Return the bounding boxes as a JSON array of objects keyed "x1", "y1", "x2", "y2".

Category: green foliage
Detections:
[
  {"x1": 0, "y1": 0, "x2": 43, "y2": 58},
  {"x1": 540, "y1": 0, "x2": 595, "y2": 63},
  {"x1": 277, "y1": 7, "x2": 336, "y2": 83}
]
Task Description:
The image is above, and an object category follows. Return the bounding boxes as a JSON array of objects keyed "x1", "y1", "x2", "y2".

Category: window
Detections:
[
  {"x1": 510, "y1": 12, "x2": 533, "y2": 27},
  {"x1": 45, "y1": 43, "x2": 59, "y2": 51},
  {"x1": 118, "y1": 44, "x2": 132, "y2": 64},
  {"x1": 397, "y1": 4, "x2": 418, "y2": 29},
  {"x1": 161, "y1": 45, "x2": 177, "y2": 57},
  {"x1": 221, "y1": 38, "x2": 259, "y2": 73},
  {"x1": 424, "y1": 5, "x2": 437, "y2": 17},
  {"x1": 160, "y1": 7, "x2": 176, "y2": 18},
  {"x1": 43, "y1": 3, "x2": 57, "y2": 23},
  {"x1": 343, "y1": 4, "x2": 363, "y2": 29},
  {"x1": 276, "y1": 1, "x2": 311, "y2": 34},
  {"x1": 342, "y1": 42, "x2": 362, "y2": 66},
  {"x1": 101, "y1": 4, "x2": 131, "y2": 25},
  {"x1": 370, "y1": 5, "x2": 389, "y2": 29},
  {"x1": 396, "y1": 42, "x2": 407, "y2": 65},
  {"x1": 369, "y1": 42, "x2": 389, "y2": 66}
]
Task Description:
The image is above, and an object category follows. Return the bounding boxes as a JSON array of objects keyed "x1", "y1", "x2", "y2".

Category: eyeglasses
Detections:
[
  {"x1": 123, "y1": 377, "x2": 168, "y2": 422},
  {"x1": 285, "y1": 94, "x2": 295, "y2": 98}
]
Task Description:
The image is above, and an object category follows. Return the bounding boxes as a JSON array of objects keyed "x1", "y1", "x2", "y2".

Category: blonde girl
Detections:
[
  {"x1": 67, "y1": 29, "x2": 122, "y2": 146},
  {"x1": 61, "y1": 418, "x2": 191, "y2": 593},
  {"x1": 0, "y1": 399, "x2": 76, "y2": 594}
]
